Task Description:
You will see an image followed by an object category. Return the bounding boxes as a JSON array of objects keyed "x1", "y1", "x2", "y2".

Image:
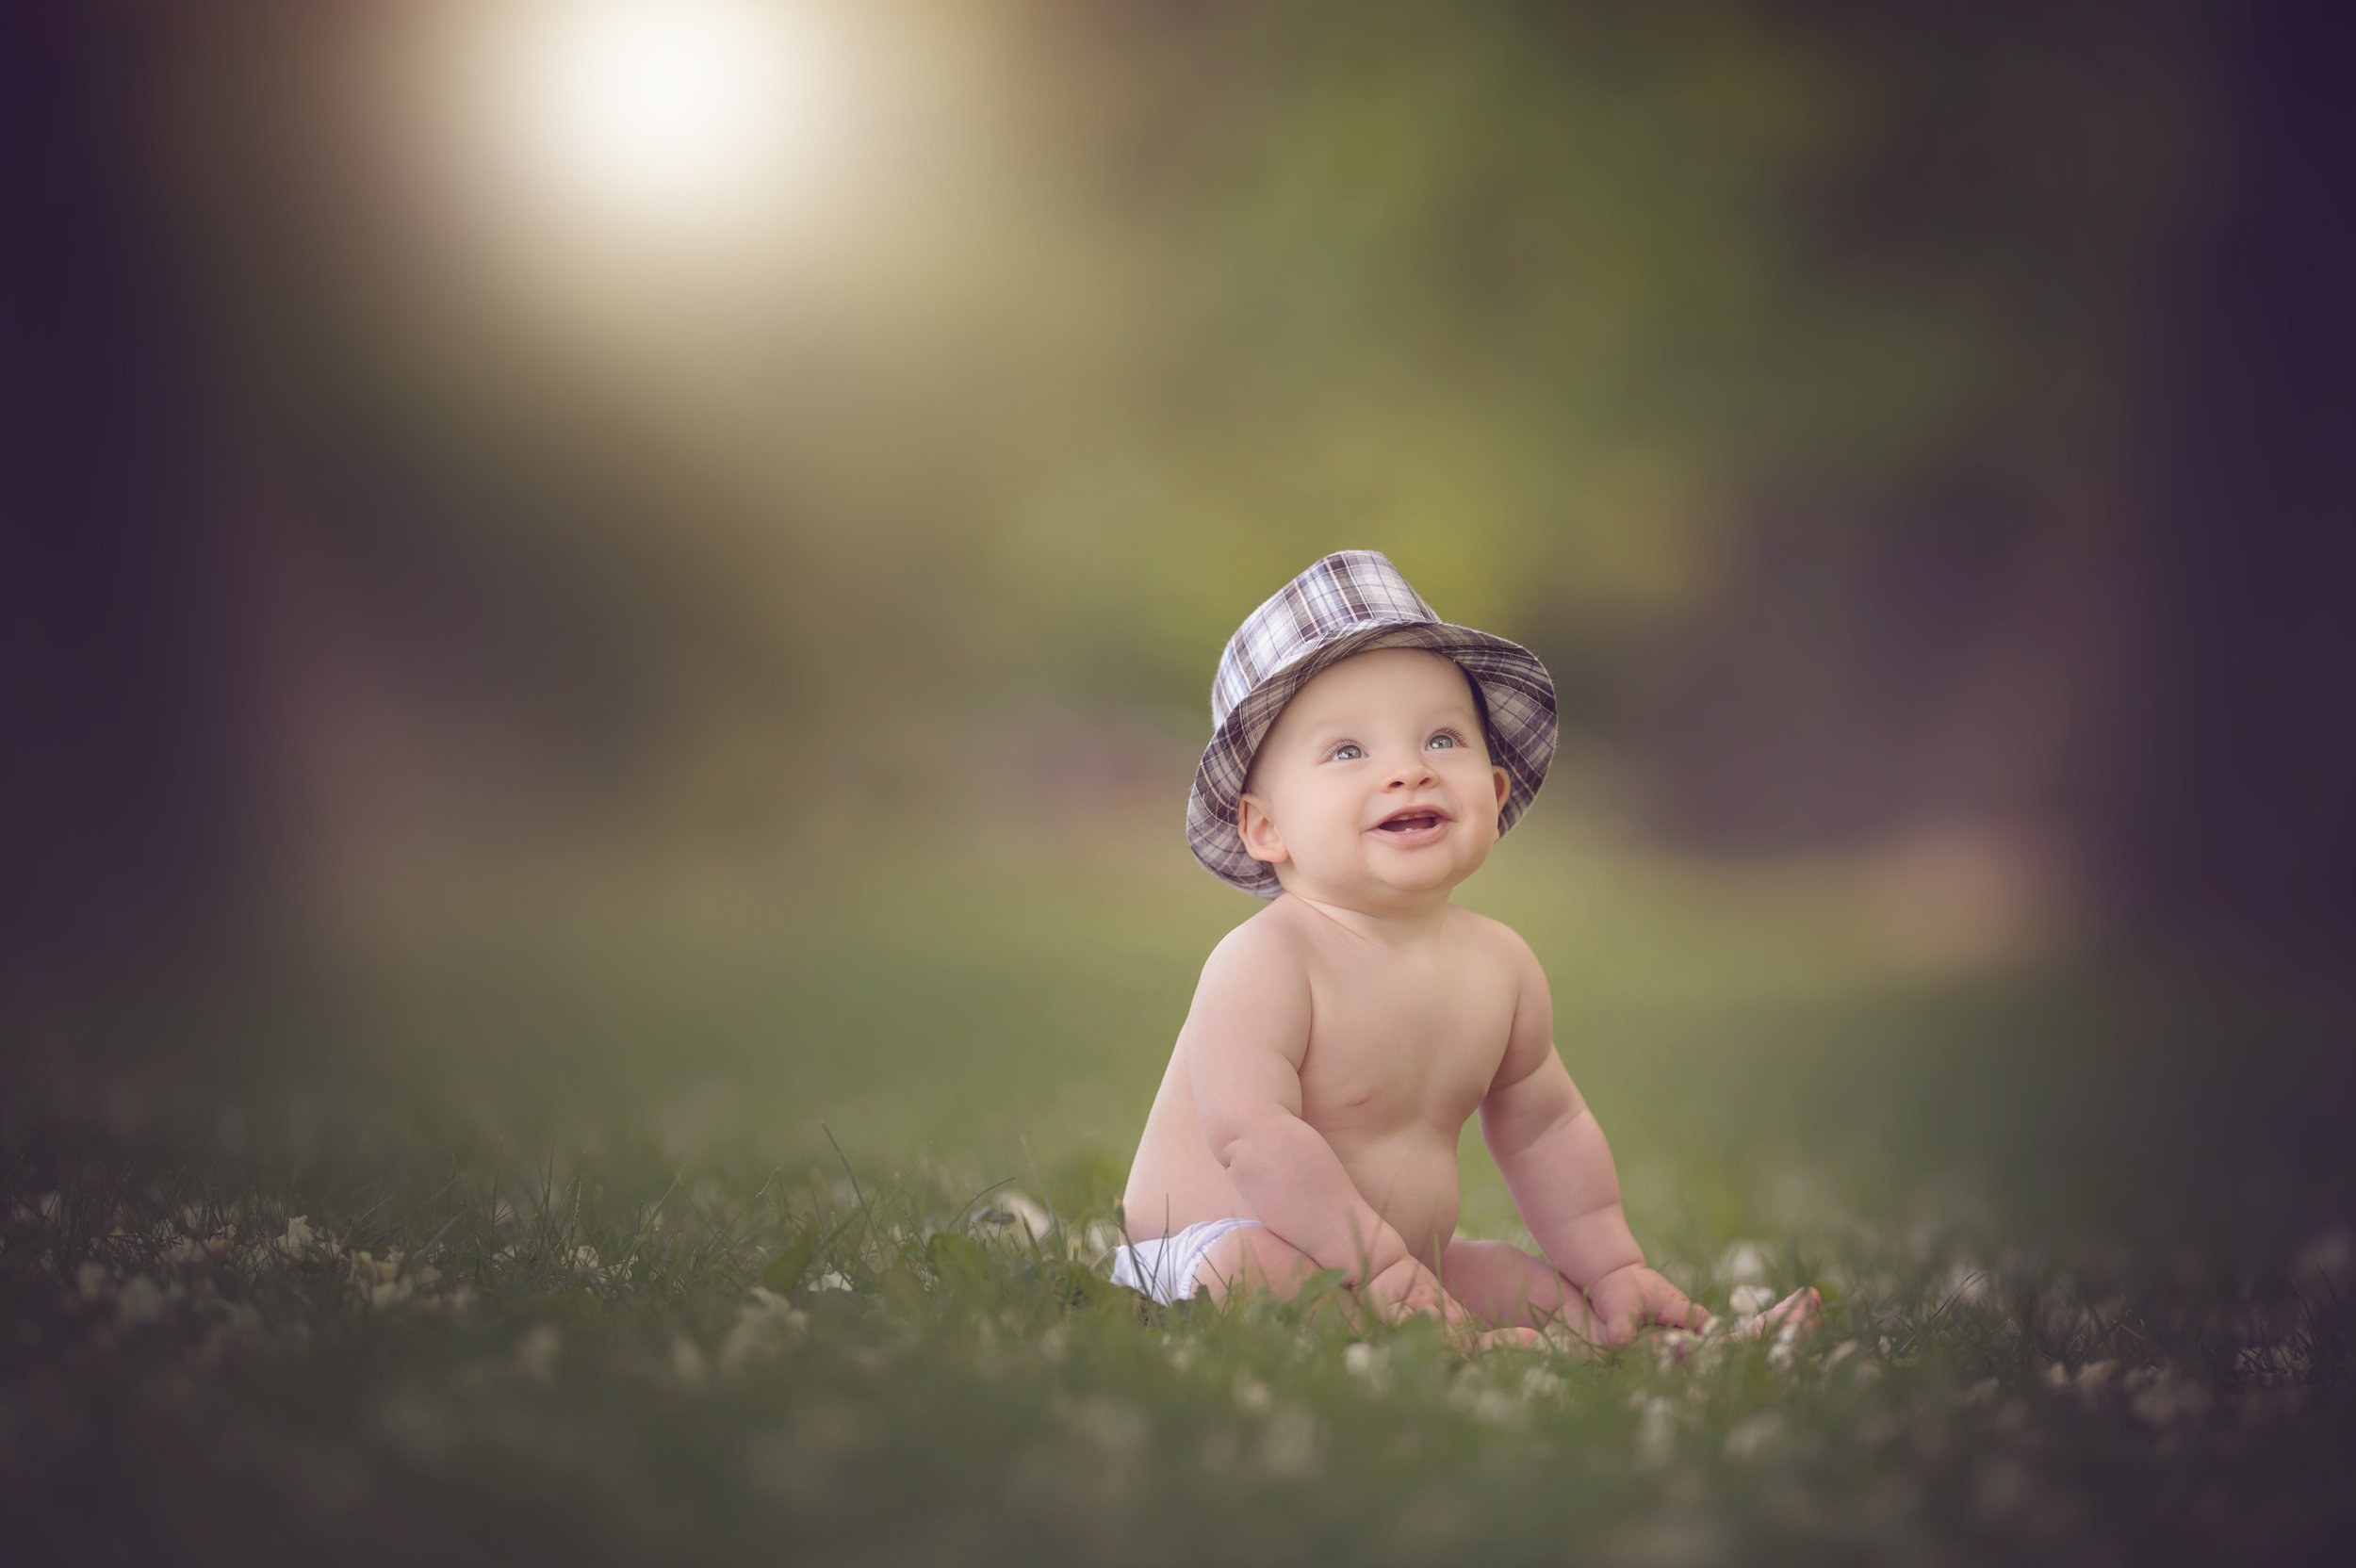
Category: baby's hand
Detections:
[
  {"x1": 1360, "y1": 1254, "x2": 1464, "y2": 1327},
  {"x1": 1730, "y1": 1285, "x2": 1823, "y2": 1340},
  {"x1": 1582, "y1": 1264, "x2": 1712, "y2": 1346}
]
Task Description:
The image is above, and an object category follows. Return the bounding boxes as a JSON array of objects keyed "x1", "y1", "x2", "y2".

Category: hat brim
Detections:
[{"x1": 1186, "y1": 622, "x2": 1558, "y2": 897}]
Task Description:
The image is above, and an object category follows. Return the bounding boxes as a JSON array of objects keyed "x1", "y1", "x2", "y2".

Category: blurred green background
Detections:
[{"x1": 6, "y1": 0, "x2": 2352, "y2": 1259}]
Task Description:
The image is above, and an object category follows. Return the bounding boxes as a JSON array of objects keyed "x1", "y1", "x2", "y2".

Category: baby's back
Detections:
[{"x1": 1121, "y1": 898, "x2": 1522, "y2": 1265}]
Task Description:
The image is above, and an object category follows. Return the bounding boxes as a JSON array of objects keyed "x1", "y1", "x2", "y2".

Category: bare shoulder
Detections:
[
  {"x1": 1446, "y1": 906, "x2": 1544, "y2": 981},
  {"x1": 1191, "y1": 901, "x2": 1316, "y2": 1007},
  {"x1": 1203, "y1": 898, "x2": 1315, "y2": 974},
  {"x1": 1185, "y1": 900, "x2": 1314, "y2": 1062}
]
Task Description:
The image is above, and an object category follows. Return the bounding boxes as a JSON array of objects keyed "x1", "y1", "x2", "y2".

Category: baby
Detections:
[{"x1": 1115, "y1": 551, "x2": 1817, "y2": 1348}]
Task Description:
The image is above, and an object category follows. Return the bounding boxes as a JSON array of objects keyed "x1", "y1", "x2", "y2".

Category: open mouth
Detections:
[{"x1": 1373, "y1": 810, "x2": 1447, "y2": 836}]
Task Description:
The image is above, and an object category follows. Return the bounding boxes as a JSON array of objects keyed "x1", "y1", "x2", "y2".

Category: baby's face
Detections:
[{"x1": 1236, "y1": 647, "x2": 1512, "y2": 910}]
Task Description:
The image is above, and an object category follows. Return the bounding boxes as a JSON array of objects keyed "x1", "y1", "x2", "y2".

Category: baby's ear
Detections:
[
  {"x1": 1235, "y1": 792, "x2": 1288, "y2": 866},
  {"x1": 1491, "y1": 765, "x2": 1511, "y2": 813}
]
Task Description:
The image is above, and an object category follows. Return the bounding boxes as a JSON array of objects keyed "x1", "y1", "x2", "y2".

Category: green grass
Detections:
[
  {"x1": 5, "y1": 810, "x2": 2352, "y2": 1562},
  {"x1": 5, "y1": 1131, "x2": 2348, "y2": 1565}
]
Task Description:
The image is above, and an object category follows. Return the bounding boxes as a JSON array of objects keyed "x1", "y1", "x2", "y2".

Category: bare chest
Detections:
[{"x1": 1294, "y1": 946, "x2": 1514, "y2": 1136}]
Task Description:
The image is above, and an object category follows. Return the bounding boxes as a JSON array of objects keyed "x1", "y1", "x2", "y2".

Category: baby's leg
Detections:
[
  {"x1": 1192, "y1": 1223, "x2": 1326, "y2": 1304},
  {"x1": 1440, "y1": 1237, "x2": 1592, "y2": 1334},
  {"x1": 1196, "y1": 1229, "x2": 1539, "y2": 1348}
]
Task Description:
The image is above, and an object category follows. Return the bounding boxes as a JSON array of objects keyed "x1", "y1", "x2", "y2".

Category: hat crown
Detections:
[{"x1": 1211, "y1": 550, "x2": 1438, "y2": 727}]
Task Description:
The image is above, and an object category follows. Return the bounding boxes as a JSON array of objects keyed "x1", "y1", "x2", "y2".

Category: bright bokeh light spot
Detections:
[{"x1": 510, "y1": 0, "x2": 843, "y2": 231}]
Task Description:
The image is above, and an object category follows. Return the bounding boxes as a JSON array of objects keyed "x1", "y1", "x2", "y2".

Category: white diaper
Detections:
[{"x1": 1107, "y1": 1217, "x2": 1264, "y2": 1304}]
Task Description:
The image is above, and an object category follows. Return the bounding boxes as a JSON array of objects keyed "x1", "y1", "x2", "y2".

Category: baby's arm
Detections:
[
  {"x1": 1186, "y1": 928, "x2": 1464, "y2": 1325},
  {"x1": 1478, "y1": 932, "x2": 1710, "y2": 1343}
]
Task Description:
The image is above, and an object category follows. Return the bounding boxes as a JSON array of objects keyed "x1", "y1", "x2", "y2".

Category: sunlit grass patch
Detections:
[{"x1": 5, "y1": 1128, "x2": 2349, "y2": 1564}]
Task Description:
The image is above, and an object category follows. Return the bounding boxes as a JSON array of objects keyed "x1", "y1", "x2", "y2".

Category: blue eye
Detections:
[
  {"x1": 1332, "y1": 743, "x2": 1365, "y2": 761},
  {"x1": 1427, "y1": 732, "x2": 1460, "y2": 750}
]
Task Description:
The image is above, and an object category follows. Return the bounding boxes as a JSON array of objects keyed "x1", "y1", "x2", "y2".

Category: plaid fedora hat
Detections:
[{"x1": 1186, "y1": 550, "x2": 1558, "y2": 896}]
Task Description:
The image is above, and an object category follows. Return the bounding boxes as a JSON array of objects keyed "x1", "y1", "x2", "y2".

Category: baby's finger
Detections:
[
  {"x1": 1655, "y1": 1297, "x2": 1707, "y2": 1332},
  {"x1": 1636, "y1": 1278, "x2": 1699, "y2": 1331},
  {"x1": 1726, "y1": 1286, "x2": 1824, "y2": 1340}
]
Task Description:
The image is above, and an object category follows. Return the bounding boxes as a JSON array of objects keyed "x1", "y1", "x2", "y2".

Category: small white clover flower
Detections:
[
  {"x1": 115, "y1": 1275, "x2": 166, "y2": 1330},
  {"x1": 2125, "y1": 1366, "x2": 2213, "y2": 1430},
  {"x1": 1448, "y1": 1379, "x2": 1521, "y2": 1426},
  {"x1": 718, "y1": 1288, "x2": 809, "y2": 1375},
  {"x1": 979, "y1": 1192, "x2": 1054, "y2": 1243},
  {"x1": 1715, "y1": 1240, "x2": 1768, "y2": 1285},
  {"x1": 1724, "y1": 1410, "x2": 1784, "y2": 1460},
  {"x1": 1059, "y1": 1396, "x2": 1151, "y2": 1456},
  {"x1": 1258, "y1": 1406, "x2": 1320, "y2": 1478},
  {"x1": 1634, "y1": 1395, "x2": 1677, "y2": 1466},
  {"x1": 516, "y1": 1323, "x2": 563, "y2": 1384},
  {"x1": 671, "y1": 1334, "x2": 711, "y2": 1390},
  {"x1": 1940, "y1": 1259, "x2": 1992, "y2": 1306},
  {"x1": 276, "y1": 1216, "x2": 319, "y2": 1262}
]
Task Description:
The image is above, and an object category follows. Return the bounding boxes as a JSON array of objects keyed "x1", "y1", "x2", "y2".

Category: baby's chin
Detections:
[{"x1": 1278, "y1": 849, "x2": 1491, "y2": 906}]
